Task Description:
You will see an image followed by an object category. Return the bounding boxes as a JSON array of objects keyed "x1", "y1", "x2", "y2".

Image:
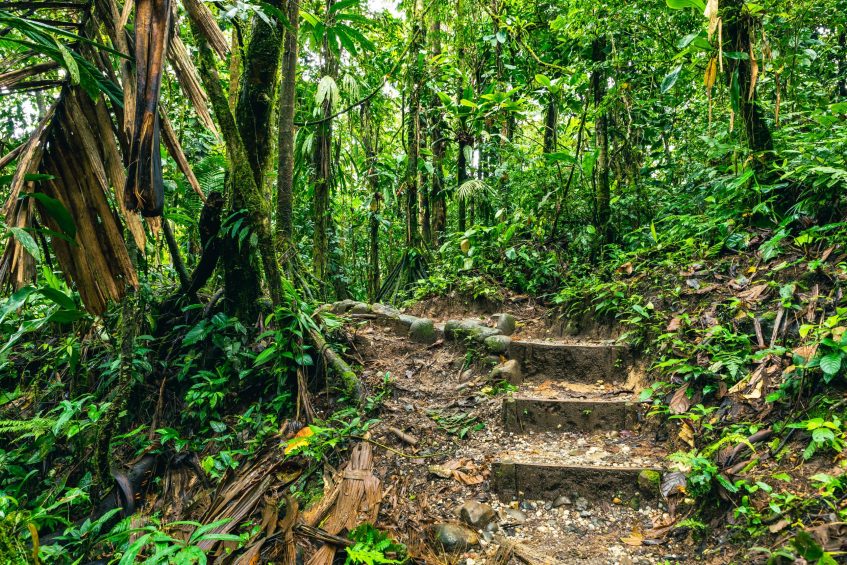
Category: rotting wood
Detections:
[
  {"x1": 306, "y1": 442, "x2": 381, "y2": 565},
  {"x1": 388, "y1": 426, "x2": 418, "y2": 446}
]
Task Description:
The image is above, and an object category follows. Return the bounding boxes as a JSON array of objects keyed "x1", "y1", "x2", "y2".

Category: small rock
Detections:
[
  {"x1": 492, "y1": 313, "x2": 516, "y2": 336},
  {"x1": 519, "y1": 500, "x2": 536, "y2": 512},
  {"x1": 638, "y1": 469, "x2": 662, "y2": 493},
  {"x1": 575, "y1": 497, "x2": 589, "y2": 511},
  {"x1": 490, "y1": 359, "x2": 522, "y2": 385},
  {"x1": 459, "y1": 500, "x2": 496, "y2": 529},
  {"x1": 481, "y1": 530, "x2": 493, "y2": 542},
  {"x1": 501, "y1": 508, "x2": 527, "y2": 524},
  {"x1": 409, "y1": 318, "x2": 437, "y2": 344},
  {"x1": 430, "y1": 523, "x2": 479, "y2": 553},
  {"x1": 544, "y1": 501, "x2": 553, "y2": 511},
  {"x1": 484, "y1": 334, "x2": 511, "y2": 354},
  {"x1": 579, "y1": 510, "x2": 592, "y2": 518},
  {"x1": 552, "y1": 495, "x2": 572, "y2": 508},
  {"x1": 485, "y1": 521, "x2": 498, "y2": 533}
]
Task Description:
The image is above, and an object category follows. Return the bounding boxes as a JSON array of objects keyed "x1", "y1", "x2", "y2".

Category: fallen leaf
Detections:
[
  {"x1": 769, "y1": 519, "x2": 789, "y2": 534},
  {"x1": 453, "y1": 469, "x2": 484, "y2": 485},
  {"x1": 669, "y1": 383, "x2": 691, "y2": 415},
  {"x1": 616, "y1": 262, "x2": 633, "y2": 275},
  {"x1": 666, "y1": 316, "x2": 682, "y2": 332},
  {"x1": 283, "y1": 426, "x2": 314, "y2": 455},
  {"x1": 678, "y1": 421, "x2": 695, "y2": 448},
  {"x1": 621, "y1": 527, "x2": 644, "y2": 546},
  {"x1": 428, "y1": 465, "x2": 454, "y2": 479},
  {"x1": 661, "y1": 471, "x2": 688, "y2": 498}
]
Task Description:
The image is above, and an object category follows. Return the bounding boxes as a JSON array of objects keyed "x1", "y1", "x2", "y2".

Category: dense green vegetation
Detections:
[{"x1": 1, "y1": 0, "x2": 846, "y2": 562}]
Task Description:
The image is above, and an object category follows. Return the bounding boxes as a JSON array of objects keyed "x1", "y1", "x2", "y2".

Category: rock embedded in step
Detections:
[
  {"x1": 458, "y1": 500, "x2": 496, "y2": 529},
  {"x1": 484, "y1": 334, "x2": 511, "y2": 354},
  {"x1": 430, "y1": 523, "x2": 479, "y2": 553},
  {"x1": 371, "y1": 303, "x2": 400, "y2": 318},
  {"x1": 445, "y1": 319, "x2": 501, "y2": 343},
  {"x1": 490, "y1": 359, "x2": 521, "y2": 385},
  {"x1": 492, "y1": 313, "x2": 516, "y2": 336},
  {"x1": 330, "y1": 299, "x2": 358, "y2": 314},
  {"x1": 409, "y1": 317, "x2": 437, "y2": 344},
  {"x1": 349, "y1": 302, "x2": 371, "y2": 315}
]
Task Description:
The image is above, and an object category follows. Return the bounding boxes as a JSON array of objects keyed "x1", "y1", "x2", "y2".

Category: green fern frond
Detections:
[{"x1": 0, "y1": 417, "x2": 55, "y2": 438}]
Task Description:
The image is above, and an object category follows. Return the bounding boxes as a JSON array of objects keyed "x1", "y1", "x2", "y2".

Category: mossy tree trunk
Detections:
[
  {"x1": 276, "y1": 0, "x2": 300, "y2": 244},
  {"x1": 592, "y1": 35, "x2": 612, "y2": 247},
  {"x1": 190, "y1": 18, "x2": 283, "y2": 319}
]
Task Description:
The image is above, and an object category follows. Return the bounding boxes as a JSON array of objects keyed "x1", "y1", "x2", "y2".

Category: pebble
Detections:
[{"x1": 553, "y1": 495, "x2": 572, "y2": 507}]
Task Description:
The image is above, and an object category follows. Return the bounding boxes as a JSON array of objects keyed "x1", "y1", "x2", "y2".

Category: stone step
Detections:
[
  {"x1": 503, "y1": 340, "x2": 630, "y2": 384},
  {"x1": 492, "y1": 460, "x2": 662, "y2": 505},
  {"x1": 503, "y1": 396, "x2": 640, "y2": 433}
]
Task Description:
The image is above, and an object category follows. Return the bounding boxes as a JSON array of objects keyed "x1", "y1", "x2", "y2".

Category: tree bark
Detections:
[
  {"x1": 405, "y1": 1, "x2": 423, "y2": 248},
  {"x1": 429, "y1": 19, "x2": 447, "y2": 242},
  {"x1": 312, "y1": 0, "x2": 338, "y2": 291},
  {"x1": 190, "y1": 18, "x2": 283, "y2": 317},
  {"x1": 592, "y1": 36, "x2": 611, "y2": 246},
  {"x1": 276, "y1": 0, "x2": 300, "y2": 242},
  {"x1": 723, "y1": 0, "x2": 774, "y2": 173}
]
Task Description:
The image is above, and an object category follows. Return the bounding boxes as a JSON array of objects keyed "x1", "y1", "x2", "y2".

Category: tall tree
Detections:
[{"x1": 277, "y1": 0, "x2": 300, "y2": 244}]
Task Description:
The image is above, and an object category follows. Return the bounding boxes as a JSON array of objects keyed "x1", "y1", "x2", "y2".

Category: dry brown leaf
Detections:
[
  {"x1": 616, "y1": 261, "x2": 633, "y2": 275},
  {"x1": 621, "y1": 526, "x2": 644, "y2": 546},
  {"x1": 666, "y1": 316, "x2": 682, "y2": 332},
  {"x1": 669, "y1": 383, "x2": 691, "y2": 415},
  {"x1": 453, "y1": 469, "x2": 484, "y2": 485},
  {"x1": 704, "y1": 57, "x2": 718, "y2": 93},
  {"x1": 679, "y1": 421, "x2": 695, "y2": 448}
]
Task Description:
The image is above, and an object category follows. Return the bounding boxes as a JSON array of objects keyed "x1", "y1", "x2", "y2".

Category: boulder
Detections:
[
  {"x1": 490, "y1": 359, "x2": 522, "y2": 385},
  {"x1": 444, "y1": 319, "x2": 500, "y2": 343},
  {"x1": 409, "y1": 318, "x2": 437, "y2": 344},
  {"x1": 484, "y1": 335, "x2": 511, "y2": 354},
  {"x1": 458, "y1": 500, "x2": 496, "y2": 529},
  {"x1": 492, "y1": 313, "x2": 516, "y2": 336},
  {"x1": 430, "y1": 523, "x2": 479, "y2": 553},
  {"x1": 349, "y1": 302, "x2": 371, "y2": 315}
]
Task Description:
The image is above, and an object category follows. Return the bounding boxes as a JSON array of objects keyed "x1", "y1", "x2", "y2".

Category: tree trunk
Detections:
[
  {"x1": 190, "y1": 18, "x2": 283, "y2": 319},
  {"x1": 543, "y1": 96, "x2": 557, "y2": 154},
  {"x1": 429, "y1": 19, "x2": 447, "y2": 242},
  {"x1": 405, "y1": 3, "x2": 423, "y2": 248},
  {"x1": 276, "y1": 0, "x2": 299, "y2": 242},
  {"x1": 235, "y1": 1, "x2": 284, "y2": 190},
  {"x1": 457, "y1": 133, "x2": 468, "y2": 232},
  {"x1": 723, "y1": 0, "x2": 774, "y2": 173},
  {"x1": 592, "y1": 36, "x2": 612, "y2": 246},
  {"x1": 312, "y1": 0, "x2": 338, "y2": 292}
]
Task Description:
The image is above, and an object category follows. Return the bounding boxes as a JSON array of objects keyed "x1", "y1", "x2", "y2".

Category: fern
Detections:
[
  {"x1": 0, "y1": 417, "x2": 56, "y2": 438},
  {"x1": 345, "y1": 524, "x2": 405, "y2": 565}
]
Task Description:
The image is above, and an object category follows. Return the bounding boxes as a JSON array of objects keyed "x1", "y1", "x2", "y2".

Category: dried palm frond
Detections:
[
  {"x1": 124, "y1": 0, "x2": 172, "y2": 217},
  {"x1": 1, "y1": 87, "x2": 139, "y2": 313},
  {"x1": 181, "y1": 0, "x2": 228, "y2": 59},
  {"x1": 167, "y1": 32, "x2": 217, "y2": 135}
]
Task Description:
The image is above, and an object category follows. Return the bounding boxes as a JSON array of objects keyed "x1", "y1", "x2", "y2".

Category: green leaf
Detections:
[
  {"x1": 25, "y1": 192, "x2": 76, "y2": 239},
  {"x1": 666, "y1": 0, "x2": 705, "y2": 9},
  {"x1": 819, "y1": 353, "x2": 842, "y2": 376},
  {"x1": 661, "y1": 64, "x2": 683, "y2": 94},
  {"x1": 535, "y1": 74, "x2": 552, "y2": 88},
  {"x1": 9, "y1": 227, "x2": 40, "y2": 262}
]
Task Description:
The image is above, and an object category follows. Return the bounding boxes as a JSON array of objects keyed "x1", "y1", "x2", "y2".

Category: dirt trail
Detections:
[{"x1": 334, "y1": 300, "x2": 731, "y2": 564}]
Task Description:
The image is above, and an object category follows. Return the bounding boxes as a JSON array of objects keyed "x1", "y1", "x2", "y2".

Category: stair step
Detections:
[
  {"x1": 492, "y1": 460, "x2": 662, "y2": 504},
  {"x1": 505, "y1": 340, "x2": 630, "y2": 384},
  {"x1": 503, "y1": 396, "x2": 639, "y2": 433}
]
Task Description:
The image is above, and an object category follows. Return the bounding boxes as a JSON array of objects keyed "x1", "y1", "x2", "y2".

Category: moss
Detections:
[{"x1": 638, "y1": 469, "x2": 662, "y2": 493}]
